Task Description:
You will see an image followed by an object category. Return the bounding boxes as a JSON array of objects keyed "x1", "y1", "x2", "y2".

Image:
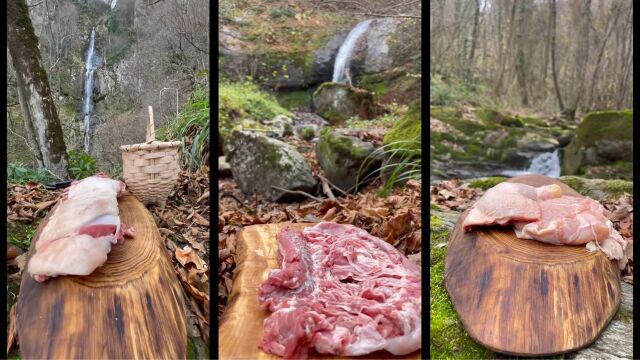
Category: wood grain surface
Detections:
[
  {"x1": 218, "y1": 223, "x2": 423, "y2": 360},
  {"x1": 445, "y1": 175, "x2": 621, "y2": 356},
  {"x1": 17, "y1": 194, "x2": 187, "y2": 359}
]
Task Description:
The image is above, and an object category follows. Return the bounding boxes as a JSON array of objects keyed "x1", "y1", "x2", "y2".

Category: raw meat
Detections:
[
  {"x1": 258, "y1": 222, "x2": 421, "y2": 359},
  {"x1": 27, "y1": 174, "x2": 135, "y2": 282},
  {"x1": 463, "y1": 182, "x2": 629, "y2": 269}
]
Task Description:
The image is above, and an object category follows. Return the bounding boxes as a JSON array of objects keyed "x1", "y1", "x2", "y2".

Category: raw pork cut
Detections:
[
  {"x1": 462, "y1": 182, "x2": 629, "y2": 269},
  {"x1": 27, "y1": 173, "x2": 135, "y2": 282},
  {"x1": 258, "y1": 222, "x2": 421, "y2": 359}
]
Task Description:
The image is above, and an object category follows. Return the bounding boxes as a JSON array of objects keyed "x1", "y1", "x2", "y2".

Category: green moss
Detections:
[
  {"x1": 559, "y1": 176, "x2": 587, "y2": 195},
  {"x1": 219, "y1": 82, "x2": 291, "y2": 137},
  {"x1": 430, "y1": 215, "x2": 495, "y2": 359},
  {"x1": 501, "y1": 116, "x2": 524, "y2": 128},
  {"x1": 432, "y1": 106, "x2": 494, "y2": 134},
  {"x1": 520, "y1": 116, "x2": 548, "y2": 127},
  {"x1": 430, "y1": 203, "x2": 440, "y2": 210},
  {"x1": 275, "y1": 90, "x2": 310, "y2": 110},
  {"x1": 575, "y1": 110, "x2": 633, "y2": 147},
  {"x1": 300, "y1": 127, "x2": 315, "y2": 140},
  {"x1": 603, "y1": 179, "x2": 633, "y2": 197},
  {"x1": 319, "y1": 130, "x2": 368, "y2": 158},
  {"x1": 468, "y1": 177, "x2": 507, "y2": 190},
  {"x1": 475, "y1": 108, "x2": 503, "y2": 125},
  {"x1": 384, "y1": 101, "x2": 421, "y2": 156},
  {"x1": 360, "y1": 73, "x2": 389, "y2": 97}
]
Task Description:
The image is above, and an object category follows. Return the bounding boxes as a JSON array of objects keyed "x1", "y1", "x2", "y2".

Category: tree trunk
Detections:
[
  {"x1": 466, "y1": 0, "x2": 480, "y2": 81},
  {"x1": 549, "y1": 0, "x2": 564, "y2": 112},
  {"x1": 515, "y1": 0, "x2": 529, "y2": 107},
  {"x1": 7, "y1": 0, "x2": 69, "y2": 178},
  {"x1": 494, "y1": 0, "x2": 517, "y2": 97},
  {"x1": 570, "y1": 0, "x2": 592, "y2": 114}
]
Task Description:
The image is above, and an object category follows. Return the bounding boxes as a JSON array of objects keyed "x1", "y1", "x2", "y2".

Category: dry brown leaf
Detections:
[{"x1": 175, "y1": 246, "x2": 206, "y2": 270}]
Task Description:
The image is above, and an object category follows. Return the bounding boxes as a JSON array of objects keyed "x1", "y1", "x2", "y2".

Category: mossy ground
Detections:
[
  {"x1": 560, "y1": 176, "x2": 633, "y2": 199},
  {"x1": 430, "y1": 215, "x2": 495, "y2": 359},
  {"x1": 384, "y1": 101, "x2": 421, "y2": 155},
  {"x1": 468, "y1": 177, "x2": 507, "y2": 190},
  {"x1": 275, "y1": 89, "x2": 311, "y2": 110}
]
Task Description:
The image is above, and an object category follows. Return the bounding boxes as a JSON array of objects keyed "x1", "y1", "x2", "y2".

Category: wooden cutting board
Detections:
[
  {"x1": 219, "y1": 223, "x2": 423, "y2": 359},
  {"x1": 17, "y1": 194, "x2": 187, "y2": 359},
  {"x1": 445, "y1": 175, "x2": 621, "y2": 356}
]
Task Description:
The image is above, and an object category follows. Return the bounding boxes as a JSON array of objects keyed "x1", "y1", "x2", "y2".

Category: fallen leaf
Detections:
[{"x1": 175, "y1": 246, "x2": 206, "y2": 270}]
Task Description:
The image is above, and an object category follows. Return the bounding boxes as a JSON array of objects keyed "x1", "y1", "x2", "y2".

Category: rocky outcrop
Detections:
[
  {"x1": 311, "y1": 31, "x2": 348, "y2": 84},
  {"x1": 316, "y1": 129, "x2": 382, "y2": 192},
  {"x1": 226, "y1": 131, "x2": 317, "y2": 201},
  {"x1": 312, "y1": 83, "x2": 375, "y2": 124},
  {"x1": 562, "y1": 111, "x2": 633, "y2": 176}
]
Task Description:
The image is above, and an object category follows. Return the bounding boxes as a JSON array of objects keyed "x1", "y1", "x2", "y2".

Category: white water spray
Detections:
[
  {"x1": 332, "y1": 20, "x2": 372, "y2": 83},
  {"x1": 82, "y1": 28, "x2": 97, "y2": 153},
  {"x1": 502, "y1": 149, "x2": 561, "y2": 178}
]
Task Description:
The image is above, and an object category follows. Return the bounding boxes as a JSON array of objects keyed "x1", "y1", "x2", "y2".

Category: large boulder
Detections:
[
  {"x1": 311, "y1": 31, "x2": 348, "y2": 84},
  {"x1": 363, "y1": 18, "x2": 401, "y2": 73},
  {"x1": 312, "y1": 83, "x2": 375, "y2": 124},
  {"x1": 226, "y1": 131, "x2": 317, "y2": 201},
  {"x1": 562, "y1": 110, "x2": 633, "y2": 176},
  {"x1": 316, "y1": 129, "x2": 382, "y2": 192},
  {"x1": 515, "y1": 132, "x2": 559, "y2": 152}
]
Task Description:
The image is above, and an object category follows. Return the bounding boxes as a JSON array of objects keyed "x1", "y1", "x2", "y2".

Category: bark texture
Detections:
[{"x1": 8, "y1": 0, "x2": 69, "y2": 178}]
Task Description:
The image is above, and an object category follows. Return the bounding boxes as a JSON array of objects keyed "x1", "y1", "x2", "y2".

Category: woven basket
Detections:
[{"x1": 120, "y1": 106, "x2": 181, "y2": 207}]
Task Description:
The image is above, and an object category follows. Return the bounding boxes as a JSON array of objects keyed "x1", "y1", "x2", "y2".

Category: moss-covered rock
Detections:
[
  {"x1": 312, "y1": 82, "x2": 375, "y2": 124},
  {"x1": 560, "y1": 176, "x2": 633, "y2": 200},
  {"x1": 562, "y1": 110, "x2": 633, "y2": 178},
  {"x1": 316, "y1": 129, "x2": 382, "y2": 192},
  {"x1": 226, "y1": 131, "x2": 317, "y2": 201}
]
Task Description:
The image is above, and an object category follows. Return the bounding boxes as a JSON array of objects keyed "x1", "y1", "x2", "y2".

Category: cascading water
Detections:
[
  {"x1": 502, "y1": 149, "x2": 561, "y2": 178},
  {"x1": 82, "y1": 28, "x2": 97, "y2": 153},
  {"x1": 332, "y1": 19, "x2": 372, "y2": 83}
]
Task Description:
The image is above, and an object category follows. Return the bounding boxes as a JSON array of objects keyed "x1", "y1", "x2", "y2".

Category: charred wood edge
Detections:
[{"x1": 271, "y1": 186, "x2": 322, "y2": 202}]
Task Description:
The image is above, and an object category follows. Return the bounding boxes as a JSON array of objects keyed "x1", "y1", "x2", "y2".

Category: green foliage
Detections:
[
  {"x1": 275, "y1": 90, "x2": 310, "y2": 110},
  {"x1": 269, "y1": 6, "x2": 296, "y2": 20},
  {"x1": 7, "y1": 163, "x2": 58, "y2": 185},
  {"x1": 157, "y1": 86, "x2": 210, "y2": 170},
  {"x1": 430, "y1": 73, "x2": 470, "y2": 106},
  {"x1": 68, "y1": 150, "x2": 98, "y2": 179},
  {"x1": 7, "y1": 223, "x2": 37, "y2": 250}
]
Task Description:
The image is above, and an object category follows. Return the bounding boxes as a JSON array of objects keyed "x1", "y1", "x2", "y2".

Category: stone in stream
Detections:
[
  {"x1": 562, "y1": 110, "x2": 633, "y2": 176},
  {"x1": 312, "y1": 83, "x2": 375, "y2": 124},
  {"x1": 316, "y1": 129, "x2": 382, "y2": 193},
  {"x1": 226, "y1": 131, "x2": 317, "y2": 202}
]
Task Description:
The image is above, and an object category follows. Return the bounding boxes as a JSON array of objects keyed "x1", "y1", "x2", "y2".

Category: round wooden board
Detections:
[
  {"x1": 17, "y1": 194, "x2": 187, "y2": 359},
  {"x1": 218, "y1": 223, "x2": 423, "y2": 359},
  {"x1": 444, "y1": 175, "x2": 621, "y2": 356}
]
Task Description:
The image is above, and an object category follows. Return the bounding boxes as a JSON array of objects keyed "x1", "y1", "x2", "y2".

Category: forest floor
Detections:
[{"x1": 6, "y1": 167, "x2": 211, "y2": 359}]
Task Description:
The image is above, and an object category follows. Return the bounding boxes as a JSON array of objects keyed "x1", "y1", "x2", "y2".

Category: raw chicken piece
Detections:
[
  {"x1": 27, "y1": 174, "x2": 135, "y2": 282},
  {"x1": 463, "y1": 182, "x2": 629, "y2": 269}
]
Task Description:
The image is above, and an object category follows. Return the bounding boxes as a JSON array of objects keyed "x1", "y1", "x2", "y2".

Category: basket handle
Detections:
[{"x1": 146, "y1": 106, "x2": 155, "y2": 143}]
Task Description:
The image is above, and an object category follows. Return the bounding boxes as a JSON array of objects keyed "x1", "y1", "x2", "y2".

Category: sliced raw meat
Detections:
[
  {"x1": 27, "y1": 174, "x2": 135, "y2": 282},
  {"x1": 258, "y1": 222, "x2": 421, "y2": 359},
  {"x1": 463, "y1": 182, "x2": 629, "y2": 269}
]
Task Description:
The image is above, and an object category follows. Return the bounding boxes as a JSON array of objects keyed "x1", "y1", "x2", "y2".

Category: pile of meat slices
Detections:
[
  {"x1": 27, "y1": 173, "x2": 135, "y2": 282},
  {"x1": 258, "y1": 222, "x2": 421, "y2": 359},
  {"x1": 462, "y1": 182, "x2": 631, "y2": 269}
]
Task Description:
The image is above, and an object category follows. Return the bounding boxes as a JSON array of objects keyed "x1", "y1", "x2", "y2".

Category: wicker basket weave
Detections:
[{"x1": 119, "y1": 106, "x2": 181, "y2": 207}]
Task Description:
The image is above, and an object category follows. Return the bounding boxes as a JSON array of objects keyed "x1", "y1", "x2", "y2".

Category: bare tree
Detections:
[{"x1": 8, "y1": 0, "x2": 69, "y2": 178}]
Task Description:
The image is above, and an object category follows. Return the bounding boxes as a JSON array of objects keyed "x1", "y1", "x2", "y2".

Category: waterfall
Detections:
[
  {"x1": 332, "y1": 20, "x2": 372, "y2": 83},
  {"x1": 82, "y1": 28, "x2": 97, "y2": 153},
  {"x1": 502, "y1": 149, "x2": 561, "y2": 178}
]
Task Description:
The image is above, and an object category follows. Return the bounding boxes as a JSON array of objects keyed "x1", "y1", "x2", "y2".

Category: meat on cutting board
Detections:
[
  {"x1": 258, "y1": 222, "x2": 421, "y2": 359},
  {"x1": 462, "y1": 182, "x2": 629, "y2": 269},
  {"x1": 27, "y1": 174, "x2": 135, "y2": 282}
]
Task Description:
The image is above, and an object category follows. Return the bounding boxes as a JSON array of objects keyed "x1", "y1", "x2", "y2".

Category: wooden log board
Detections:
[
  {"x1": 445, "y1": 175, "x2": 621, "y2": 356},
  {"x1": 219, "y1": 223, "x2": 423, "y2": 359},
  {"x1": 16, "y1": 194, "x2": 187, "y2": 359}
]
